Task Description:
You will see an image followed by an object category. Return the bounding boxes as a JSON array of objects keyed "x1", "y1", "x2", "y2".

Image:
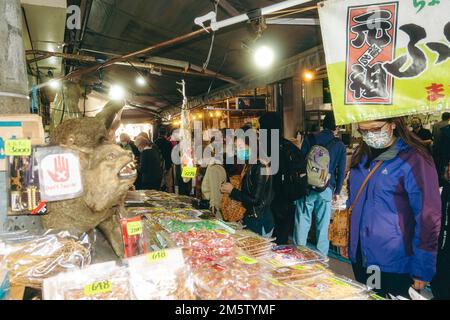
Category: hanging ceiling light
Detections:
[
  {"x1": 303, "y1": 70, "x2": 315, "y2": 81},
  {"x1": 254, "y1": 45, "x2": 275, "y2": 70},
  {"x1": 136, "y1": 76, "x2": 146, "y2": 87},
  {"x1": 109, "y1": 84, "x2": 125, "y2": 100},
  {"x1": 49, "y1": 79, "x2": 60, "y2": 90}
]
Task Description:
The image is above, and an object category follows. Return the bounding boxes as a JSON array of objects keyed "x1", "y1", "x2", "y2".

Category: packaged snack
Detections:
[
  {"x1": 268, "y1": 245, "x2": 328, "y2": 267},
  {"x1": 43, "y1": 262, "x2": 131, "y2": 300},
  {"x1": 125, "y1": 248, "x2": 195, "y2": 300},
  {"x1": 120, "y1": 216, "x2": 148, "y2": 258},
  {"x1": 2, "y1": 231, "x2": 91, "y2": 289},
  {"x1": 232, "y1": 231, "x2": 275, "y2": 258},
  {"x1": 170, "y1": 230, "x2": 235, "y2": 266},
  {"x1": 270, "y1": 263, "x2": 329, "y2": 282},
  {"x1": 192, "y1": 255, "x2": 306, "y2": 300},
  {"x1": 159, "y1": 220, "x2": 218, "y2": 233},
  {"x1": 288, "y1": 274, "x2": 367, "y2": 300}
]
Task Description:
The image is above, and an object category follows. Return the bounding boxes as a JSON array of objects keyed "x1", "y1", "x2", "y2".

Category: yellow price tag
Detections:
[
  {"x1": 266, "y1": 258, "x2": 283, "y2": 269},
  {"x1": 291, "y1": 265, "x2": 306, "y2": 270},
  {"x1": 181, "y1": 166, "x2": 197, "y2": 178},
  {"x1": 265, "y1": 276, "x2": 284, "y2": 287},
  {"x1": 126, "y1": 221, "x2": 143, "y2": 236},
  {"x1": 83, "y1": 280, "x2": 112, "y2": 296},
  {"x1": 236, "y1": 255, "x2": 258, "y2": 265},
  {"x1": 214, "y1": 229, "x2": 229, "y2": 235},
  {"x1": 147, "y1": 250, "x2": 168, "y2": 263},
  {"x1": 5, "y1": 139, "x2": 31, "y2": 156},
  {"x1": 329, "y1": 277, "x2": 350, "y2": 287}
]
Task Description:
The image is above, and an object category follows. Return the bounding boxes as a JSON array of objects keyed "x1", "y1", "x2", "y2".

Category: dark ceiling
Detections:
[{"x1": 74, "y1": 0, "x2": 322, "y2": 118}]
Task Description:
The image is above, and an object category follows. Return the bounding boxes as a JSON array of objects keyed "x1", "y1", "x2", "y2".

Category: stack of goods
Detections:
[
  {"x1": 43, "y1": 262, "x2": 132, "y2": 300},
  {"x1": 1, "y1": 231, "x2": 91, "y2": 289},
  {"x1": 232, "y1": 231, "x2": 275, "y2": 259},
  {"x1": 159, "y1": 220, "x2": 219, "y2": 233},
  {"x1": 170, "y1": 230, "x2": 235, "y2": 266},
  {"x1": 43, "y1": 249, "x2": 195, "y2": 300},
  {"x1": 191, "y1": 254, "x2": 306, "y2": 300},
  {"x1": 286, "y1": 274, "x2": 367, "y2": 300},
  {"x1": 126, "y1": 248, "x2": 195, "y2": 300},
  {"x1": 264, "y1": 245, "x2": 328, "y2": 268}
]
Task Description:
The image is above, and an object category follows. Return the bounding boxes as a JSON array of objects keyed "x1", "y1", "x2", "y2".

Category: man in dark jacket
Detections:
[
  {"x1": 155, "y1": 128, "x2": 174, "y2": 192},
  {"x1": 294, "y1": 113, "x2": 347, "y2": 256},
  {"x1": 135, "y1": 136, "x2": 163, "y2": 190},
  {"x1": 432, "y1": 124, "x2": 450, "y2": 299},
  {"x1": 259, "y1": 112, "x2": 300, "y2": 244}
]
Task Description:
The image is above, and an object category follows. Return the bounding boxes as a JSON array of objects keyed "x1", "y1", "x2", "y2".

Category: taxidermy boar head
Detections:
[{"x1": 42, "y1": 100, "x2": 135, "y2": 256}]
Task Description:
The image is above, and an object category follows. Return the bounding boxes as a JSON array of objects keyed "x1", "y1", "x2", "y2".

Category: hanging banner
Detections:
[{"x1": 318, "y1": 0, "x2": 450, "y2": 125}]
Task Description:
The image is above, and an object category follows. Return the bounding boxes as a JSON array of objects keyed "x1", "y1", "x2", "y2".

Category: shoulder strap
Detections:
[{"x1": 349, "y1": 161, "x2": 384, "y2": 211}]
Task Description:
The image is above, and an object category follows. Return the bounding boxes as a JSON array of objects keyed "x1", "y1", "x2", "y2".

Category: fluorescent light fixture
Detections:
[
  {"x1": 109, "y1": 84, "x2": 125, "y2": 100},
  {"x1": 254, "y1": 45, "x2": 275, "y2": 69}
]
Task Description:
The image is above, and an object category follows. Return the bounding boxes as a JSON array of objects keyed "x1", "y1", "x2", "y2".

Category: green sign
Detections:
[{"x1": 5, "y1": 139, "x2": 31, "y2": 156}]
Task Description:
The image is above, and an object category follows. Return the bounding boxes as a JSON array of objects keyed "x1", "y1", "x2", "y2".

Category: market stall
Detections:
[{"x1": 1, "y1": 190, "x2": 380, "y2": 300}]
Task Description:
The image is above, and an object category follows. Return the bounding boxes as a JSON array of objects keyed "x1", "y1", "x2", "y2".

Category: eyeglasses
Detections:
[{"x1": 357, "y1": 122, "x2": 388, "y2": 135}]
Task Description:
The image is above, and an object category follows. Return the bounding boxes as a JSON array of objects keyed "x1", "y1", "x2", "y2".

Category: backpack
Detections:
[
  {"x1": 220, "y1": 167, "x2": 247, "y2": 222},
  {"x1": 279, "y1": 140, "x2": 308, "y2": 201},
  {"x1": 306, "y1": 135, "x2": 338, "y2": 192}
]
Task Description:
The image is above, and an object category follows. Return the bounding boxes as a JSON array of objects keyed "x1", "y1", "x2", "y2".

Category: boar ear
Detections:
[{"x1": 95, "y1": 100, "x2": 125, "y2": 130}]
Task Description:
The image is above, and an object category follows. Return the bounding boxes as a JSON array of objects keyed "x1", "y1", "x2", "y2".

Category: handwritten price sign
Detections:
[
  {"x1": 83, "y1": 280, "x2": 112, "y2": 296},
  {"x1": 5, "y1": 139, "x2": 31, "y2": 156},
  {"x1": 181, "y1": 166, "x2": 197, "y2": 178},
  {"x1": 126, "y1": 221, "x2": 143, "y2": 236},
  {"x1": 147, "y1": 250, "x2": 168, "y2": 263}
]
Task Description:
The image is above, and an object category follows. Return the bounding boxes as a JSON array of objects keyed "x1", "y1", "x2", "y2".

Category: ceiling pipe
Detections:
[
  {"x1": 27, "y1": 50, "x2": 239, "y2": 86},
  {"x1": 53, "y1": 0, "x2": 313, "y2": 82}
]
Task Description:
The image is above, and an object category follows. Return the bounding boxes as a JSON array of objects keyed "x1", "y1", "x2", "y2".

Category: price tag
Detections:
[
  {"x1": 265, "y1": 258, "x2": 284, "y2": 269},
  {"x1": 214, "y1": 229, "x2": 229, "y2": 235},
  {"x1": 126, "y1": 221, "x2": 143, "y2": 236},
  {"x1": 83, "y1": 280, "x2": 112, "y2": 296},
  {"x1": 147, "y1": 250, "x2": 168, "y2": 263},
  {"x1": 329, "y1": 277, "x2": 350, "y2": 287},
  {"x1": 181, "y1": 166, "x2": 197, "y2": 178},
  {"x1": 291, "y1": 265, "x2": 306, "y2": 270},
  {"x1": 265, "y1": 276, "x2": 284, "y2": 287},
  {"x1": 5, "y1": 139, "x2": 31, "y2": 156},
  {"x1": 236, "y1": 255, "x2": 258, "y2": 265}
]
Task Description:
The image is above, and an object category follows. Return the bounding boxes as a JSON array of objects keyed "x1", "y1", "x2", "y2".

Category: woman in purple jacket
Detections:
[{"x1": 349, "y1": 117, "x2": 441, "y2": 298}]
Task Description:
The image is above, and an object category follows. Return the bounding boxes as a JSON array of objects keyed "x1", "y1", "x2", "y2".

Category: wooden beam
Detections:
[{"x1": 216, "y1": 0, "x2": 240, "y2": 17}]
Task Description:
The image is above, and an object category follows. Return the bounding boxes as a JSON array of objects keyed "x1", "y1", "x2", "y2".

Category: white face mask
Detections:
[{"x1": 362, "y1": 129, "x2": 393, "y2": 149}]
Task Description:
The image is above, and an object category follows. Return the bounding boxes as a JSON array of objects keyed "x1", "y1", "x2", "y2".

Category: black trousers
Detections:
[
  {"x1": 271, "y1": 199, "x2": 295, "y2": 245},
  {"x1": 352, "y1": 243, "x2": 413, "y2": 298},
  {"x1": 432, "y1": 185, "x2": 450, "y2": 300}
]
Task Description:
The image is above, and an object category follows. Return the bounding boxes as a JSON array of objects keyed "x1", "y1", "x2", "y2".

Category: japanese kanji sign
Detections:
[{"x1": 319, "y1": 0, "x2": 449, "y2": 125}]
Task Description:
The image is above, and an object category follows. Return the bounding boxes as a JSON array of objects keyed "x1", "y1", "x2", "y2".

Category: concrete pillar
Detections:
[
  {"x1": 0, "y1": 0, "x2": 30, "y2": 231},
  {"x1": 0, "y1": 0, "x2": 30, "y2": 114}
]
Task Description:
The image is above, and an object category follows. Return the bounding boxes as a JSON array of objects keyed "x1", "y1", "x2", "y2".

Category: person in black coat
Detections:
[
  {"x1": 135, "y1": 136, "x2": 163, "y2": 190},
  {"x1": 220, "y1": 126, "x2": 274, "y2": 236}
]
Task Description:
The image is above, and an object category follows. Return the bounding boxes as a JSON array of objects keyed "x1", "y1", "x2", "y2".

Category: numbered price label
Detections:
[
  {"x1": 83, "y1": 280, "x2": 112, "y2": 296},
  {"x1": 214, "y1": 229, "x2": 229, "y2": 235},
  {"x1": 126, "y1": 221, "x2": 143, "y2": 236},
  {"x1": 5, "y1": 139, "x2": 32, "y2": 156},
  {"x1": 147, "y1": 250, "x2": 168, "y2": 263},
  {"x1": 181, "y1": 166, "x2": 197, "y2": 178}
]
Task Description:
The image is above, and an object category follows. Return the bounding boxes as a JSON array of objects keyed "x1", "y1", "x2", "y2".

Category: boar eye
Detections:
[{"x1": 106, "y1": 153, "x2": 117, "y2": 161}]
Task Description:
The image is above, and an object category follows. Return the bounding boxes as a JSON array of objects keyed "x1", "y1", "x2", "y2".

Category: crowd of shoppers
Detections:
[{"x1": 119, "y1": 111, "x2": 449, "y2": 298}]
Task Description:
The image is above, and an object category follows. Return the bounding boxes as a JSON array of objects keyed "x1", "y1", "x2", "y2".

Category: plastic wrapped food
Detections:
[
  {"x1": 270, "y1": 263, "x2": 330, "y2": 283},
  {"x1": 170, "y1": 230, "x2": 235, "y2": 266},
  {"x1": 120, "y1": 216, "x2": 148, "y2": 258},
  {"x1": 43, "y1": 262, "x2": 131, "y2": 300},
  {"x1": 159, "y1": 220, "x2": 218, "y2": 233},
  {"x1": 192, "y1": 255, "x2": 306, "y2": 300},
  {"x1": 2, "y1": 231, "x2": 91, "y2": 289},
  {"x1": 268, "y1": 245, "x2": 328, "y2": 267},
  {"x1": 0, "y1": 258, "x2": 9, "y2": 300},
  {"x1": 288, "y1": 274, "x2": 367, "y2": 300},
  {"x1": 232, "y1": 232, "x2": 275, "y2": 258},
  {"x1": 125, "y1": 248, "x2": 195, "y2": 300}
]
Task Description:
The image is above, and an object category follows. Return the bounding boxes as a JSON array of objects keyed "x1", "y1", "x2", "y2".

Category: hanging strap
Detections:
[{"x1": 349, "y1": 161, "x2": 384, "y2": 211}]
